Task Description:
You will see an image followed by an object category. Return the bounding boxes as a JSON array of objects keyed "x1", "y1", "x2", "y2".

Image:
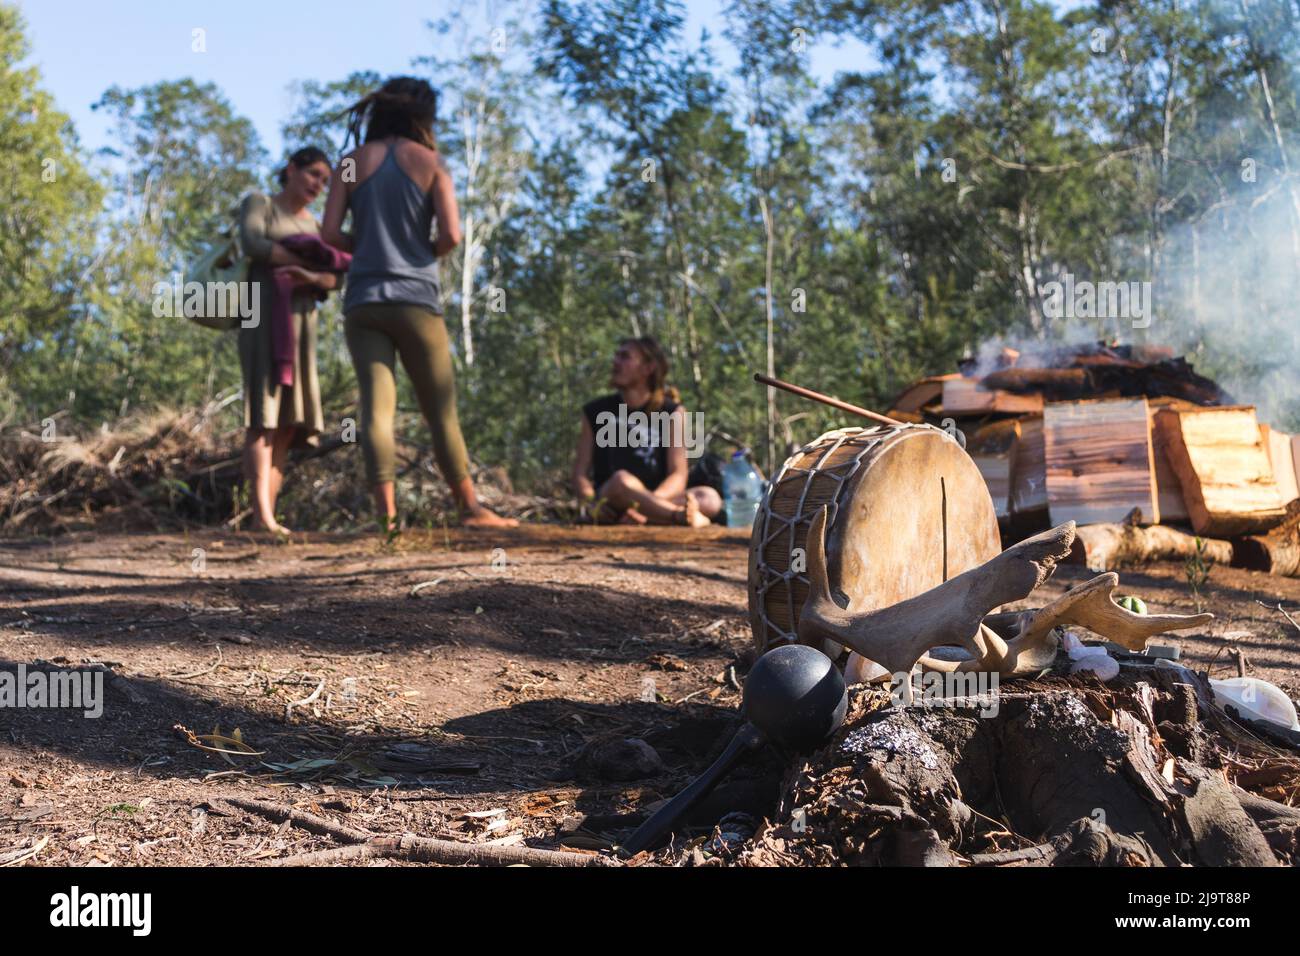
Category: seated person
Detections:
[{"x1": 572, "y1": 337, "x2": 722, "y2": 527}]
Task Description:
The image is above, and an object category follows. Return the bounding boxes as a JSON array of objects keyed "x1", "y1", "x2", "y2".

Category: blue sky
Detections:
[{"x1": 18, "y1": 0, "x2": 874, "y2": 161}]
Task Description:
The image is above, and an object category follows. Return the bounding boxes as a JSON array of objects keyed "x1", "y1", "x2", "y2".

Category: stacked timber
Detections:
[
  {"x1": 881, "y1": 342, "x2": 1300, "y2": 576},
  {"x1": 1153, "y1": 406, "x2": 1288, "y2": 537},
  {"x1": 966, "y1": 418, "x2": 1018, "y2": 521},
  {"x1": 1261, "y1": 424, "x2": 1300, "y2": 505},
  {"x1": 1009, "y1": 416, "x2": 1047, "y2": 518},
  {"x1": 1149, "y1": 399, "x2": 1192, "y2": 524},
  {"x1": 1042, "y1": 398, "x2": 1158, "y2": 527}
]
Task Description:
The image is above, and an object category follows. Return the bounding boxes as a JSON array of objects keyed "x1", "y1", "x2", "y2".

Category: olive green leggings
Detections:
[{"x1": 344, "y1": 303, "x2": 470, "y2": 486}]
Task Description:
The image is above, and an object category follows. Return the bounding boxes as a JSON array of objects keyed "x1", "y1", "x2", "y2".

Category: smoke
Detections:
[
  {"x1": 1143, "y1": 188, "x2": 1300, "y2": 429},
  {"x1": 965, "y1": 186, "x2": 1300, "y2": 431}
]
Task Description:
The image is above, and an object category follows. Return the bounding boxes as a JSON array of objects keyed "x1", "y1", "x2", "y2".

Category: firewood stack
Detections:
[{"x1": 887, "y1": 343, "x2": 1300, "y2": 576}]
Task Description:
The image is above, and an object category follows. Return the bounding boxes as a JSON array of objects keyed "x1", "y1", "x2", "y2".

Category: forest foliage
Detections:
[{"x1": 2, "y1": 0, "x2": 1297, "y2": 490}]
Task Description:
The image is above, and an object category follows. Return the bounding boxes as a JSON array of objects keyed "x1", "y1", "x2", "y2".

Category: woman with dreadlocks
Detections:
[
  {"x1": 571, "y1": 337, "x2": 721, "y2": 528},
  {"x1": 322, "y1": 76, "x2": 516, "y2": 531}
]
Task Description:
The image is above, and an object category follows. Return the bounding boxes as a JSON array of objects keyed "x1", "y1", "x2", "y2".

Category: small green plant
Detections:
[
  {"x1": 1184, "y1": 537, "x2": 1212, "y2": 613},
  {"x1": 378, "y1": 515, "x2": 401, "y2": 550}
]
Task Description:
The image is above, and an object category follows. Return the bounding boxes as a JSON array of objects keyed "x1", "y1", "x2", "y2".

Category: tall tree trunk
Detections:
[
  {"x1": 460, "y1": 209, "x2": 475, "y2": 366},
  {"x1": 759, "y1": 192, "x2": 776, "y2": 473}
]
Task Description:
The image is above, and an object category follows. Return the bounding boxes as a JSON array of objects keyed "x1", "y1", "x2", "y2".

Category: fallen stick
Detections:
[
  {"x1": 284, "y1": 677, "x2": 326, "y2": 722},
  {"x1": 1257, "y1": 600, "x2": 1300, "y2": 636},
  {"x1": 165, "y1": 643, "x2": 224, "y2": 681},
  {"x1": 968, "y1": 843, "x2": 1054, "y2": 866},
  {"x1": 0, "y1": 835, "x2": 50, "y2": 867},
  {"x1": 224, "y1": 796, "x2": 372, "y2": 843},
  {"x1": 754, "y1": 373, "x2": 900, "y2": 427},
  {"x1": 363, "y1": 834, "x2": 608, "y2": 867},
  {"x1": 272, "y1": 844, "x2": 382, "y2": 866},
  {"x1": 226, "y1": 795, "x2": 610, "y2": 867}
]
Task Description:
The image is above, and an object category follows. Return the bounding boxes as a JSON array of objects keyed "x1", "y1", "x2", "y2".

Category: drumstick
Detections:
[{"x1": 754, "y1": 373, "x2": 900, "y2": 427}]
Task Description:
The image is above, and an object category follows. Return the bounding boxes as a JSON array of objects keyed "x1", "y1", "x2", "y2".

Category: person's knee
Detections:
[{"x1": 603, "y1": 470, "x2": 639, "y2": 493}]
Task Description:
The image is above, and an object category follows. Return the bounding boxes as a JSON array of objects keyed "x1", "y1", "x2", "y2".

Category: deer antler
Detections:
[
  {"x1": 1006, "y1": 572, "x2": 1213, "y2": 652},
  {"x1": 924, "y1": 572, "x2": 1215, "y2": 676},
  {"x1": 798, "y1": 506, "x2": 1078, "y2": 677}
]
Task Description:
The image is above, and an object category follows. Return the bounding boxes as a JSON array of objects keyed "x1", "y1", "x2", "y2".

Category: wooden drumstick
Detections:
[{"x1": 753, "y1": 373, "x2": 901, "y2": 427}]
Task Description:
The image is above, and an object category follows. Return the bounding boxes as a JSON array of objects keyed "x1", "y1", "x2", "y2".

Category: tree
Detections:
[{"x1": 0, "y1": 4, "x2": 102, "y2": 404}]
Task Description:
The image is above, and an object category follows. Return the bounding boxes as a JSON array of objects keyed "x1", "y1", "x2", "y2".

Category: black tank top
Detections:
[{"x1": 582, "y1": 393, "x2": 681, "y2": 490}]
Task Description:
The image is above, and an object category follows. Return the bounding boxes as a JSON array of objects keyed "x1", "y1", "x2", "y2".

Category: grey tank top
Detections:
[{"x1": 343, "y1": 145, "x2": 443, "y2": 313}]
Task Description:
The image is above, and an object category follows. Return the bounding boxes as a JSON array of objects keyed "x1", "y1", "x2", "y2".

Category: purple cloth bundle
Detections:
[{"x1": 270, "y1": 234, "x2": 352, "y2": 387}]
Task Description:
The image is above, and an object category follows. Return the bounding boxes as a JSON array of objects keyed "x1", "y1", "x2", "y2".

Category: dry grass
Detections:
[{"x1": 0, "y1": 399, "x2": 571, "y2": 534}]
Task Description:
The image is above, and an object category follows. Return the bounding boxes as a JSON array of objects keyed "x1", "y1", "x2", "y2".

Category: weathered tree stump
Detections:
[{"x1": 740, "y1": 674, "x2": 1294, "y2": 867}]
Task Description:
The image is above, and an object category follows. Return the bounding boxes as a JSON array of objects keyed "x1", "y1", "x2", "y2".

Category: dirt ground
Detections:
[{"x1": 1, "y1": 524, "x2": 1299, "y2": 866}]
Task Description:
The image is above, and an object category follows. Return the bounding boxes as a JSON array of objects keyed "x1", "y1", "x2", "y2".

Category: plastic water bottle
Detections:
[{"x1": 723, "y1": 449, "x2": 763, "y2": 528}]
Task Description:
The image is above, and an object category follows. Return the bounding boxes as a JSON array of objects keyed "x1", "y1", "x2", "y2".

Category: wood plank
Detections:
[
  {"x1": 1294, "y1": 435, "x2": 1300, "y2": 502},
  {"x1": 1261, "y1": 424, "x2": 1299, "y2": 505},
  {"x1": 1010, "y1": 416, "x2": 1047, "y2": 515},
  {"x1": 1154, "y1": 406, "x2": 1287, "y2": 536},
  {"x1": 1149, "y1": 404, "x2": 1190, "y2": 523},
  {"x1": 967, "y1": 419, "x2": 1017, "y2": 521},
  {"x1": 972, "y1": 454, "x2": 1012, "y2": 520},
  {"x1": 888, "y1": 374, "x2": 955, "y2": 416},
  {"x1": 941, "y1": 378, "x2": 1044, "y2": 416},
  {"x1": 1043, "y1": 398, "x2": 1159, "y2": 526}
]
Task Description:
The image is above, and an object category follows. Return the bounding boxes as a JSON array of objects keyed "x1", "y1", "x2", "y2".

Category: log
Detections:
[
  {"x1": 1233, "y1": 499, "x2": 1300, "y2": 577},
  {"x1": 1236, "y1": 790, "x2": 1300, "y2": 860},
  {"x1": 1154, "y1": 406, "x2": 1288, "y2": 536},
  {"x1": 1181, "y1": 770, "x2": 1279, "y2": 867},
  {"x1": 1233, "y1": 534, "x2": 1300, "y2": 576},
  {"x1": 982, "y1": 367, "x2": 1089, "y2": 397},
  {"x1": 1069, "y1": 522, "x2": 1233, "y2": 571},
  {"x1": 225, "y1": 795, "x2": 609, "y2": 867},
  {"x1": 1043, "y1": 398, "x2": 1159, "y2": 526},
  {"x1": 941, "y1": 378, "x2": 1044, "y2": 416}
]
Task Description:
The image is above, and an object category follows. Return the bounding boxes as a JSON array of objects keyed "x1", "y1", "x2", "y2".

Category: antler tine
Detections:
[
  {"x1": 1013, "y1": 572, "x2": 1213, "y2": 651},
  {"x1": 799, "y1": 506, "x2": 1078, "y2": 677}
]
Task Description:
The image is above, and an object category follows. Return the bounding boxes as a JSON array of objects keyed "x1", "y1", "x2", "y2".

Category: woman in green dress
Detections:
[{"x1": 237, "y1": 147, "x2": 335, "y2": 534}]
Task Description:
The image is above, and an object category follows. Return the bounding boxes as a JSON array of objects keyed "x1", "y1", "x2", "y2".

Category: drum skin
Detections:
[{"x1": 748, "y1": 425, "x2": 1001, "y2": 657}]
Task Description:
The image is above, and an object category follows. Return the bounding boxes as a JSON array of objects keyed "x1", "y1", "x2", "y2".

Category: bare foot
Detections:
[
  {"x1": 680, "y1": 495, "x2": 712, "y2": 529},
  {"x1": 461, "y1": 506, "x2": 519, "y2": 528},
  {"x1": 618, "y1": 508, "x2": 648, "y2": 525},
  {"x1": 253, "y1": 516, "x2": 291, "y2": 537}
]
